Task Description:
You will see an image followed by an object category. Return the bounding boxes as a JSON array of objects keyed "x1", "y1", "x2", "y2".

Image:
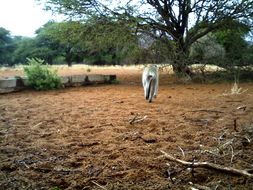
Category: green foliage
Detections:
[
  {"x1": 24, "y1": 58, "x2": 62, "y2": 90},
  {"x1": 80, "y1": 16, "x2": 140, "y2": 65},
  {"x1": 36, "y1": 21, "x2": 85, "y2": 66},
  {"x1": 0, "y1": 27, "x2": 15, "y2": 65},
  {"x1": 34, "y1": 22, "x2": 64, "y2": 65},
  {"x1": 214, "y1": 21, "x2": 250, "y2": 67},
  {"x1": 190, "y1": 34, "x2": 225, "y2": 65},
  {"x1": 12, "y1": 37, "x2": 37, "y2": 64},
  {"x1": 110, "y1": 79, "x2": 120, "y2": 84}
]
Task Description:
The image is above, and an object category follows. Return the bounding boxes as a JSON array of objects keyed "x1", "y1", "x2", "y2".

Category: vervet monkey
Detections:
[{"x1": 142, "y1": 65, "x2": 159, "y2": 103}]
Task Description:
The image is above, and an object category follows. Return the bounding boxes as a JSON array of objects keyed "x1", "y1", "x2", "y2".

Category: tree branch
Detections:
[{"x1": 161, "y1": 150, "x2": 253, "y2": 178}]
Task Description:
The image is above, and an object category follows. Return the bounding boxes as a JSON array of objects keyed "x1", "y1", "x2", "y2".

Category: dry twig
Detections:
[
  {"x1": 229, "y1": 145, "x2": 235, "y2": 164},
  {"x1": 234, "y1": 119, "x2": 238, "y2": 132},
  {"x1": 161, "y1": 150, "x2": 253, "y2": 178},
  {"x1": 237, "y1": 106, "x2": 246, "y2": 111},
  {"x1": 189, "y1": 109, "x2": 224, "y2": 114},
  {"x1": 96, "y1": 123, "x2": 114, "y2": 128},
  {"x1": 129, "y1": 115, "x2": 138, "y2": 125},
  {"x1": 91, "y1": 181, "x2": 107, "y2": 190},
  {"x1": 189, "y1": 182, "x2": 212, "y2": 190},
  {"x1": 129, "y1": 115, "x2": 147, "y2": 125},
  {"x1": 31, "y1": 122, "x2": 43, "y2": 128},
  {"x1": 178, "y1": 146, "x2": 185, "y2": 158}
]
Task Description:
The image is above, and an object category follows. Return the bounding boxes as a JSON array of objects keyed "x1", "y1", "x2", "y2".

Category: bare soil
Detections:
[{"x1": 0, "y1": 66, "x2": 253, "y2": 190}]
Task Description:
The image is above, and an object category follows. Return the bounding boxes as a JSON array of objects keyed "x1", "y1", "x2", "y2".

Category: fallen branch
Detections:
[
  {"x1": 134, "y1": 115, "x2": 147, "y2": 123},
  {"x1": 91, "y1": 181, "x2": 107, "y2": 190},
  {"x1": 31, "y1": 167, "x2": 82, "y2": 174},
  {"x1": 129, "y1": 115, "x2": 147, "y2": 125},
  {"x1": 160, "y1": 150, "x2": 253, "y2": 178},
  {"x1": 129, "y1": 115, "x2": 138, "y2": 125},
  {"x1": 234, "y1": 119, "x2": 238, "y2": 132},
  {"x1": 229, "y1": 145, "x2": 235, "y2": 164},
  {"x1": 225, "y1": 100, "x2": 243, "y2": 103},
  {"x1": 96, "y1": 123, "x2": 114, "y2": 128},
  {"x1": 237, "y1": 105, "x2": 246, "y2": 111},
  {"x1": 189, "y1": 182, "x2": 212, "y2": 190},
  {"x1": 189, "y1": 109, "x2": 224, "y2": 114},
  {"x1": 31, "y1": 122, "x2": 43, "y2": 128},
  {"x1": 178, "y1": 146, "x2": 185, "y2": 158}
]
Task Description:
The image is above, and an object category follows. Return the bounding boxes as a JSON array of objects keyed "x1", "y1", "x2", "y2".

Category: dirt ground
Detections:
[{"x1": 0, "y1": 66, "x2": 253, "y2": 190}]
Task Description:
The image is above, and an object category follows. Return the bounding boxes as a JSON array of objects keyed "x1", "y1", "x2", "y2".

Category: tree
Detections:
[
  {"x1": 243, "y1": 43, "x2": 253, "y2": 66},
  {"x1": 214, "y1": 21, "x2": 251, "y2": 67},
  {"x1": 79, "y1": 16, "x2": 140, "y2": 65},
  {"x1": 190, "y1": 33, "x2": 225, "y2": 65},
  {"x1": 40, "y1": 21, "x2": 87, "y2": 66},
  {"x1": 37, "y1": 0, "x2": 253, "y2": 75},
  {"x1": 34, "y1": 21, "x2": 65, "y2": 65},
  {"x1": 12, "y1": 22, "x2": 64, "y2": 65},
  {"x1": 0, "y1": 27, "x2": 15, "y2": 65},
  {"x1": 12, "y1": 36, "x2": 36, "y2": 64},
  {"x1": 45, "y1": 17, "x2": 140, "y2": 65}
]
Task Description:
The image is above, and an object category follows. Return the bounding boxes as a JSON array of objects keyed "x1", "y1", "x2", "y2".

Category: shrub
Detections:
[
  {"x1": 24, "y1": 58, "x2": 62, "y2": 90},
  {"x1": 189, "y1": 33, "x2": 225, "y2": 65}
]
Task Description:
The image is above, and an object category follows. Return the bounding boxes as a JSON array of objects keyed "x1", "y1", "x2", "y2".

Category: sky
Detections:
[{"x1": 0, "y1": 0, "x2": 63, "y2": 37}]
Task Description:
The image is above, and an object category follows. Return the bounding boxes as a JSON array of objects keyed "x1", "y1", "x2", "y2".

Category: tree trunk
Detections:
[
  {"x1": 66, "y1": 56, "x2": 72, "y2": 67},
  {"x1": 67, "y1": 60, "x2": 72, "y2": 67},
  {"x1": 172, "y1": 61, "x2": 192, "y2": 76},
  {"x1": 172, "y1": 41, "x2": 193, "y2": 77},
  {"x1": 65, "y1": 46, "x2": 72, "y2": 67},
  {"x1": 66, "y1": 53, "x2": 72, "y2": 67}
]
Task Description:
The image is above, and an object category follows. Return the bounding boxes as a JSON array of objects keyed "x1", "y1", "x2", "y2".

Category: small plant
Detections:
[
  {"x1": 111, "y1": 79, "x2": 120, "y2": 84},
  {"x1": 24, "y1": 58, "x2": 62, "y2": 90},
  {"x1": 231, "y1": 81, "x2": 242, "y2": 94},
  {"x1": 230, "y1": 81, "x2": 248, "y2": 95},
  {"x1": 223, "y1": 80, "x2": 248, "y2": 96}
]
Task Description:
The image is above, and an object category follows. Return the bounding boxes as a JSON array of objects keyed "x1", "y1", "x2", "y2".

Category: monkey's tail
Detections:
[{"x1": 147, "y1": 76, "x2": 154, "y2": 102}]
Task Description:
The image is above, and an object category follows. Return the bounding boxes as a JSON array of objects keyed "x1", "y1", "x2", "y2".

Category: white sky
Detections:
[{"x1": 0, "y1": 0, "x2": 63, "y2": 37}]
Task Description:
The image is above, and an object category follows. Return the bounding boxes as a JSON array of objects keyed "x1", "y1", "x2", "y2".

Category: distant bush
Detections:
[
  {"x1": 24, "y1": 58, "x2": 62, "y2": 90},
  {"x1": 189, "y1": 34, "x2": 225, "y2": 66}
]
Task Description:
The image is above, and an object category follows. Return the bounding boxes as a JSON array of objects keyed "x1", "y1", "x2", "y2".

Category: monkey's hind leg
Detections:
[{"x1": 148, "y1": 78, "x2": 155, "y2": 103}]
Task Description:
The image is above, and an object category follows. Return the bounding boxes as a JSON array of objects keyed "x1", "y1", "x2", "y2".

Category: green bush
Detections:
[{"x1": 24, "y1": 58, "x2": 62, "y2": 90}]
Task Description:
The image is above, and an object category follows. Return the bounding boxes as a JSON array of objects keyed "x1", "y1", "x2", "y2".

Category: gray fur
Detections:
[{"x1": 142, "y1": 65, "x2": 159, "y2": 102}]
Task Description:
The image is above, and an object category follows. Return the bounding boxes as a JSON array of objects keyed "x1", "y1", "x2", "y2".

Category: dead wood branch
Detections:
[
  {"x1": 225, "y1": 100, "x2": 243, "y2": 103},
  {"x1": 129, "y1": 115, "x2": 147, "y2": 125},
  {"x1": 91, "y1": 181, "x2": 107, "y2": 190},
  {"x1": 30, "y1": 122, "x2": 43, "y2": 129},
  {"x1": 234, "y1": 119, "x2": 238, "y2": 132},
  {"x1": 129, "y1": 115, "x2": 138, "y2": 124},
  {"x1": 96, "y1": 123, "x2": 114, "y2": 128},
  {"x1": 229, "y1": 145, "x2": 235, "y2": 164},
  {"x1": 31, "y1": 167, "x2": 82, "y2": 174},
  {"x1": 189, "y1": 109, "x2": 224, "y2": 114},
  {"x1": 218, "y1": 139, "x2": 234, "y2": 151},
  {"x1": 237, "y1": 106, "x2": 246, "y2": 111},
  {"x1": 161, "y1": 150, "x2": 253, "y2": 178},
  {"x1": 189, "y1": 182, "x2": 212, "y2": 190},
  {"x1": 178, "y1": 146, "x2": 185, "y2": 158}
]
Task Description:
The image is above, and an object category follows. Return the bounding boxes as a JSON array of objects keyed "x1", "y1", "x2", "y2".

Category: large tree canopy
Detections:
[{"x1": 37, "y1": 0, "x2": 253, "y2": 73}]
